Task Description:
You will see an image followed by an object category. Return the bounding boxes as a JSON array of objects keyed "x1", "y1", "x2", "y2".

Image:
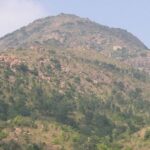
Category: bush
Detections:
[
  {"x1": 144, "y1": 129, "x2": 150, "y2": 140},
  {"x1": 27, "y1": 143, "x2": 43, "y2": 150},
  {"x1": 17, "y1": 63, "x2": 29, "y2": 73},
  {"x1": 0, "y1": 140, "x2": 21, "y2": 150},
  {"x1": 0, "y1": 130, "x2": 8, "y2": 140},
  {"x1": 97, "y1": 144, "x2": 110, "y2": 150},
  {"x1": 11, "y1": 116, "x2": 36, "y2": 128}
]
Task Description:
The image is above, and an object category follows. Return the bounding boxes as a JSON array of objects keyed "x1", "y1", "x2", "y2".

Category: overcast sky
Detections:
[{"x1": 0, "y1": 0, "x2": 150, "y2": 47}]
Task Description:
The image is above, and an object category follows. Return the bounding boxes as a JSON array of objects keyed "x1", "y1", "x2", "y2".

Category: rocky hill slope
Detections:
[
  {"x1": 0, "y1": 13, "x2": 149, "y2": 73},
  {"x1": 0, "y1": 13, "x2": 148, "y2": 53},
  {"x1": 0, "y1": 14, "x2": 150, "y2": 150}
]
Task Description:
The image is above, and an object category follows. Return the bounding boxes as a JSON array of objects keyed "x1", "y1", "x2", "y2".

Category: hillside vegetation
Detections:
[{"x1": 0, "y1": 14, "x2": 150, "y2": 150}]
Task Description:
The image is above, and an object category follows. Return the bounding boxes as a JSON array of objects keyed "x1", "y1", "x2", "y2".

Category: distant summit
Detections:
[
  {"x1": 0, "y1": 13, "x2": 147, "y2": 54},
  {"x1": 0, "y1": 14, "x2": 149, "y2": 73}
]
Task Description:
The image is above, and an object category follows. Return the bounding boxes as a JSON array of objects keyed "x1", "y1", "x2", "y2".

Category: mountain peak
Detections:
[
  {"x1": 0, "y1": 14, "x2": 147, "y2": 55},
  {"x1": 57, "y1": 13, "x2": 79, "y2": 17}
]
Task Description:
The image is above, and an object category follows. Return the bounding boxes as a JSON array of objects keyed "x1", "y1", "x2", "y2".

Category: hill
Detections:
[
  {"x1": 0, "y1": 14, "x2": 150, "y2": 150},
  {"x1": 0, "y1": 13, "x2": 148, "y2": 53},
  {"x1": 0, "y1": 13, "x2": 149, "y2": 74}
]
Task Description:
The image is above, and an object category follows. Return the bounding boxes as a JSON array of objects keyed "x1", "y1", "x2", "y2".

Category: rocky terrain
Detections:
[{"x1": 0, "y1": 14, "x2": 150, "y2": 150}]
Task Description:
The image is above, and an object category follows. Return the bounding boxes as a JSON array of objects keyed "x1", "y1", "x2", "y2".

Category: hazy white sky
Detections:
[
  {"x1": 0, "y1": 0, "x2": 150, "y2": 47},
  {"x1": 0, "y1": 0, "x2": 47, "y2": 37}
]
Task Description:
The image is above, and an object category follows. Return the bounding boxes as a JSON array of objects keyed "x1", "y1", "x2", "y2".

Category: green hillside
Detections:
[{"x1": 0, "y1": 14, "x2": 150, "y2": 150}]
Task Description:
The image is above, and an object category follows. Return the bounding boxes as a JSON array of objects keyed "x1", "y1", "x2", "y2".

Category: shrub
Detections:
[
  {"x1": 0, "y1": 130, "x2": 8, "y2": 140},
  {"x1": 0, "y1": 140, "x2": 21, "y2": 150},
  {"x1": 144, "y1": 129, "x2": 150, "y2": 140},
  {"x1": 11, "y1": 116, "x2": 36, "y2": 128},
  {"x1": 17, "y1": 63, "x2": 29, "y2": 73},
  {"x1": 27, "y1": 143, "x2": 43, "y2": 150}
]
